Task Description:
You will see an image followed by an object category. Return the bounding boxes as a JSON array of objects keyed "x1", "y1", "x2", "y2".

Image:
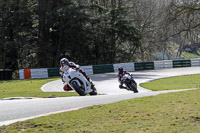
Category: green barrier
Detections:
[
  {"x1": 92, "y1": 64, "x2": 114, "y2": 74},
  {"x1": 134, "y1": 62, "x2": 154, "y2": 71},
  {"x1": 48, "y1": 68, "x2": 60, "y2": 77},
  {"x1": 173, "y1": 60, "x2": 191, "y2": 68}
]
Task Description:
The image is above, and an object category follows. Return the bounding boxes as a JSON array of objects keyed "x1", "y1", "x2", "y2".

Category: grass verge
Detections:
[
  {"x1": 0, "y1": 78, "x2": 77, "y2": 99},
  {"x1": 0, "y1": 89, "x2": 199, "y2": 133},
  {"x1": 0, "y1": 75, "x2": 199, "y2": 132},
  {"x1": 141, "y1": 74, "x2": 200, "y2": 91}
]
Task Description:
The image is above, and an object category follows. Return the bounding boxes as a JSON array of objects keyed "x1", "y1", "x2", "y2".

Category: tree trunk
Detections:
[
  {"x1": 38, "y1": 0, "x2": 49, "y2": 67},
  {"x1": 0, "y1": 2, "x2": 3, "y2": 68}
]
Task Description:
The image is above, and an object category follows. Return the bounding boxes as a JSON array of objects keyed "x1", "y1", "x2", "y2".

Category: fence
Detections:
[
  {"x1": 113, "y1": 62, "x2": 135, "y2": 72},
  {"x1": 173, "y1": 60, "x2": 191, "y2": 68},
  {"x1": 92, "y1": 64, "x2": 114, "y2": 74},
  {"x1": 134, "y1": 62, "x2": 154, "y2": 71},
  {"x1": 19, "y1": 58, "x2": 200, "y2": 79},
  {"x1": 154, "y1": 60, "x2": 173, "y2": 69},
  {"x1": 0, "y1": 69, "x2": 12, "y2": 80},
  {"x1": 191, "y1": 58, "x2": 200, "y2": 66}
]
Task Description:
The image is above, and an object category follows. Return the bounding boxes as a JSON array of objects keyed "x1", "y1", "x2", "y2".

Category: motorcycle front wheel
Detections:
[
  {"x1": 130, "y1": 80, "x2": 138, "y2": 93},
  {"x1": 72, "y1": 81, "x2": 86, "y2": 96}
]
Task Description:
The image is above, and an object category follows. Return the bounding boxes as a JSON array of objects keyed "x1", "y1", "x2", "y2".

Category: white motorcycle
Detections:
[{"x1": 63, "y1": 67, "x2": 97, "y2": 96}]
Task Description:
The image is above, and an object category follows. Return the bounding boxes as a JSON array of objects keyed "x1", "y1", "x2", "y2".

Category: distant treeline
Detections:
[
  {"x1": 0, "y1": 0, "x2": 141, "y2": 70},
  {"x1": 1, "y1": 0, "x2": 200, "y2": 71}
]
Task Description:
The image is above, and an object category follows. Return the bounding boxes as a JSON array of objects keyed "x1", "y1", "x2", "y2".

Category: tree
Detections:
[
  {"x1": 37, "y1": 0, "x2": 49, "y2": 67},
  {"x1": 0, "y1": 0, "x2": 37, "y2": 69},
  {"x1": 87, "y1": 0, "x2": 141, "y2": 64},
  {"x1": 162, "y1": 0, "x2": 200, "y2": 57}
]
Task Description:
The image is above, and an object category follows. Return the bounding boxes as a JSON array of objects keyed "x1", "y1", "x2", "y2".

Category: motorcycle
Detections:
[
  {"x1": 62, "y1": 67, "x2": 97, "y2": 96},
  {"x1": 122, "y1": 74, "x2": 138, "y2": 93}
]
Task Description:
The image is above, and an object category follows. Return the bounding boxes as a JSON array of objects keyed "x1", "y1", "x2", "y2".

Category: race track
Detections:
[{"x1": 0, "y1": 67, "x2": 200, "y2": 126}]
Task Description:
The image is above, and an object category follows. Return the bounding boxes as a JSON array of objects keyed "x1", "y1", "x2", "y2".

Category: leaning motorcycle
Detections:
[
  {"x1": 122, "y1": 74, "x2": 138, "y2": 93},
  {"x1": 63, "y1": 67, "x2": 97, "y2": 96}
]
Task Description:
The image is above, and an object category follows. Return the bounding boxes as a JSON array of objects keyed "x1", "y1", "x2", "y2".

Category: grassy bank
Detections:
[
  {"x1": 181, "y1": 52, "x2": 200, "y2": 59},
  {"x1": 141, "y1": 74, "x2": 200, "y2": 91},
  {"x1": 0, "y1": 89, "x2": 199, "y2": 132},
  {"x1": 0, "y1": 78, "x2": 77, "y2": 99},
  {"x1": 0, "y1": 75, "x2": 199, "y2": 132}
]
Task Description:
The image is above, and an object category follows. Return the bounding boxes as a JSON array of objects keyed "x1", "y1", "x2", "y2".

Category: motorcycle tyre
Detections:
[
  {"x1": 89, "y1": 85, "x2": 97, "y2": 96},
  {"x1": 130, "y1": 81, "x2": 138, "y2": 93},
  {"x1": 72, "y1": 81, "x2": 86, "y2": 96}
]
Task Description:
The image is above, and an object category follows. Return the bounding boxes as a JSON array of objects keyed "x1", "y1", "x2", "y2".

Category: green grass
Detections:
[
  {"x1": 0, "y1": 75, "x2": 200, "y2": 132},
  {"x1": 181, "y1": 52, "x2": 200, "y2": 59},
  {"x1": 141, "y1": 74, "x2": 200, "y2": 91},
  {"x1": 0, "y1": 89, "x2": 199, "y2": 133},
  {"x1": 0, "y1": 78, "x2": 77, "y2": 99}
]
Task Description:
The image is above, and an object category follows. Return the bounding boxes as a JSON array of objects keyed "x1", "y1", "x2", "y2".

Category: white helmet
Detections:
[{"x1": 60, "y1": 58, "x2": 69, "y2": 65}]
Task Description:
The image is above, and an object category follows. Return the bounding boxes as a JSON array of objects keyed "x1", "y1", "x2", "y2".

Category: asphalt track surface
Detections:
[{"x1": 0, "y1": 67, "x2": 200, "y2": 126}]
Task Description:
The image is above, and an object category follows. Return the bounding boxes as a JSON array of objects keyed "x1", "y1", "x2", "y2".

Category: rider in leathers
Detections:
[
  {"x1": 118, "y1": 67, "x2": 130, "y2": 89},
  {"x1": 59, "y1": 58, "x2": 92, "y2": 90}
]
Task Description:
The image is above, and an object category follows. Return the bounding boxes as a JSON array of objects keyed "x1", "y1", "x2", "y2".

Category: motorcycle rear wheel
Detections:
[{"x1": 72, "y1": 81, "x2": 86, "y2": 96}]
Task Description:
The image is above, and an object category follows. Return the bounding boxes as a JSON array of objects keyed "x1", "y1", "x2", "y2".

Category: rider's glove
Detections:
[
  {"x1": 76, "y1": 65, "x2": 80, "y2": 69},
  {"x1": 75, "y1": 65, "x2": 80, "y2": 71}
]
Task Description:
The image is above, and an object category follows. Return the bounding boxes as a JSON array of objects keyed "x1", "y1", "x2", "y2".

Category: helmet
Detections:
[
  {"x1": 118, "y1": 67, "x2": 123, "y2": 73},
  {"x1": 60, "y1": 58, "x2": 69, "y2": 66}
]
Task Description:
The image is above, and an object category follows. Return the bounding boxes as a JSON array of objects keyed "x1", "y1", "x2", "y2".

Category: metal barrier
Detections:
[
  {"x1": 0, "y1": 69, "x2": 12, "y2": 80},
  {"x1": 173, "y1": 60, "x2": 191, "y2": 68},
  {"x1": 47, "y1": 68, "x2": 60, "y2": 77},
  {"x1": 19, "y1": 58, "x2": 200, "y2": 79},
  {"x1": 113, "y1": 63, "x2": 135, "y2": 72},
  {"x1": 134, "y1": 62, "x2": 154, "y2": 71},
  {"x1": 191, "y1": 58, "x2": 200, "y2": 66},
  {"x1": 154, "y1": 60, "x2": 173, "y2": 69},
  {"x1": 80, "y1": 66, "x2": 93, "y2": 75},
  {"x1": 92, "y1": 64, "x2": 114, "y2": 74}
]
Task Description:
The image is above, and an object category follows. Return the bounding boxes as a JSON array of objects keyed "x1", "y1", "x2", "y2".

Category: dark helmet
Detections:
[
  {"x1": 118, "y1": 67, "x2": 123, "y2": 73},
  {"x1": 60, "y1": 58, "x2": 69, "y2": 66}
]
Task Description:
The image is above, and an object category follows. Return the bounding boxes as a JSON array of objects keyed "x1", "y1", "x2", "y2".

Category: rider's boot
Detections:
[
  {"x1": 63, "y1": 84, "x2": 73, "y2": 91},
  {"x1": 119, "y1": 85, "x2": 127, "y2": 89}
]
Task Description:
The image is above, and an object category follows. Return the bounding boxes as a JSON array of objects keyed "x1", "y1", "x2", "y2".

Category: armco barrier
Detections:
[
  {"x1": 19, "y1": 69, "x2": 24, "y2": 79},
  {"x1": 0, "y1": 69, "x2": 12, "y2": 80},
  {"x1": 191, "y1": 58, "x2": 200, "y2": 66},
  {"x1": 154, "y1": 60, "x2": 173, "y2": 69},
  {"x1": 113, "y1": 63, "x2": 135, "y2": 72},
  {"x1": 134, "y1": 62, "x2": 154, "y2": 71},
  {"x1": 173, "y1": 60, "x2": 191, "y2": 68},
  {"x1": 92, "y1": 64, "x2": 114, "y2": 74},
  {"x1": 19, "y1": 66, "x2": 93, "y2": 79},
  {"x1": 19, "y1": 58, "x2": 200, "y2": 79},
  {"x1": 24, "y1": 69, "x2": 31, "y2": 79},
  {"x1": 31, "y1": 68, "x2": 48, "y2": 79},
  {"x1": 80, "y1": 65, "x2": 93, "y2": 75},
  {"x1": 19, "y1": 68, "x2": 48, "y2": 79},
  {"x1": 48, "y1": 68, "x2": 60, "y2": 77}
]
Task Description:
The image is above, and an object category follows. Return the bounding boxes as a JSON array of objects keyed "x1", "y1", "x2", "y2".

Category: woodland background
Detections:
[{"x1": 0, "y1": 0, "x2": 200, "y2": 71}]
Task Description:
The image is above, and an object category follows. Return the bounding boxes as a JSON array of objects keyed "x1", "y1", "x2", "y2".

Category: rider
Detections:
[
  {"x1": 117, "y1": 67, "x2": 130, "y2": 89},
  {"x1": 59, "y1": 58, "x2": 92, "y2": 84}
]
